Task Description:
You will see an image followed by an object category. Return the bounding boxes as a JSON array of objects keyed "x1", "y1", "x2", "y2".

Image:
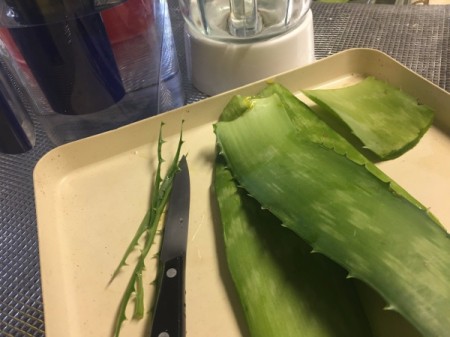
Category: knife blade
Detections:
[{"x1": 150, "y1": 155, "x2": 190, "y2": 337}]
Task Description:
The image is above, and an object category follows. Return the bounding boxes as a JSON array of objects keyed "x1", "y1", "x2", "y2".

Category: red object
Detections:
[
  {"x1": 101, "y1": 0, "x2": 154, "y2": 45},
  {"x1": 0, "y1": 28, "x2": 25, "y2": 64}
]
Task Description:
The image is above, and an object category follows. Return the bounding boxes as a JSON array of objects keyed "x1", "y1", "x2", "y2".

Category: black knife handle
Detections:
[{"x1": 151, "y1": 256, "x2": 186, "y2": 337}]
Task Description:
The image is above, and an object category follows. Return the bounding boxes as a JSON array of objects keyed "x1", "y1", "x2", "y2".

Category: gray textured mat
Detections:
[
  {"x1": 1, "y1": 3, "x2": 449, "y2": 336},
  {"x1": 312, "y1": 3, "x2": 449, "y2": 90}
]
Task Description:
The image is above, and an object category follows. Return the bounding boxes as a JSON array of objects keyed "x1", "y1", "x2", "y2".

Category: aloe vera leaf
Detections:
[
  {"x1": 303, "y1": 76, "x2": 434, "y2": 159},
  {"x1": 260, "y1": 83, "x2": 442, "y2": 219},
  {"x1": 214, "y1": 86, "x2": 450, "y2": 337},
  {"x1": 214, "y1": 155, "x2": 373, "y2": 337}
]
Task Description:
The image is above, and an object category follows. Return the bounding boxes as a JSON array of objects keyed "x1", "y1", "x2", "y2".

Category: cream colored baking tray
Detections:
[{"x1": 33, "y1": 48, "x2": 450, "y2": 337}]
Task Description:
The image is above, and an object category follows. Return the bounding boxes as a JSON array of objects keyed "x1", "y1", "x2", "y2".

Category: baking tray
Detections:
[{"x1": 33, "y1": 48, "x2": 450, "y2": 337}]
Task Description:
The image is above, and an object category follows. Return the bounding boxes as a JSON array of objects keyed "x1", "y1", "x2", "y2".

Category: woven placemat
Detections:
[
  {"x1": 312, "y1": 3, "x2": 449, "y2": 90},
  {"x1": 1, "y1": 3, "x2": 448, "y2": 335}
]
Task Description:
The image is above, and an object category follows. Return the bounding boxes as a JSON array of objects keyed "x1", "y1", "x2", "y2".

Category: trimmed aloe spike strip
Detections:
[
  {"x1": 110, "y1": 126, "x2": 167, "y2": 283},
  {"x1": 303, "y1": 76, "x2": 434, "y2": 159},
  {"x1": 112, "y1": 123, "x2": 184, "y2": 337},
  {"x1": 214, "y1": 84, "x2": 450, "y2": 337},
  {"x1": 214, "y1": 155, "x2": 373, "y2": 337}
]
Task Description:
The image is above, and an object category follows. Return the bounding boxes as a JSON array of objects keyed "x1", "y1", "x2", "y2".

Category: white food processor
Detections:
[{"x1": 178, "y1": 0, "x2": 315, "y2": 95}]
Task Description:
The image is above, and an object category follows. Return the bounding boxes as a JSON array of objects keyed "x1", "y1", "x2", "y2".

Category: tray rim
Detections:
[{"x1": 33, "y1": 47, "x2": 450, "y2": 173}]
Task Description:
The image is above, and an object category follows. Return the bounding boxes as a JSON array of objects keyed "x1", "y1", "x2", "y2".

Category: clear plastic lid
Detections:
[{"x1": 179, "y1": 0, "x2": 311, "y2": 42}]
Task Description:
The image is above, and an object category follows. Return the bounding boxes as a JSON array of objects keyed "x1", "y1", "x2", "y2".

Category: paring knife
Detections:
[{"x1": 150, "y1": 155, "x2": 190, "y2": 337}]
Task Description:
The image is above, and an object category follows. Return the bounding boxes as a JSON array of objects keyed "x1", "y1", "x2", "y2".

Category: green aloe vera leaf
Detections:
[
  {"x1": 214, "y1": 85, "x2": 450, "y2": 337},
  {"x1": 303, "y1": 76, "x2": 434, "y2": 159},
  {"x1": 259, "y1": 83, "x2": 439, "y2": 218},
  {"x1": 214, "y1": 155, "x2": 373, "y2": 337}
]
